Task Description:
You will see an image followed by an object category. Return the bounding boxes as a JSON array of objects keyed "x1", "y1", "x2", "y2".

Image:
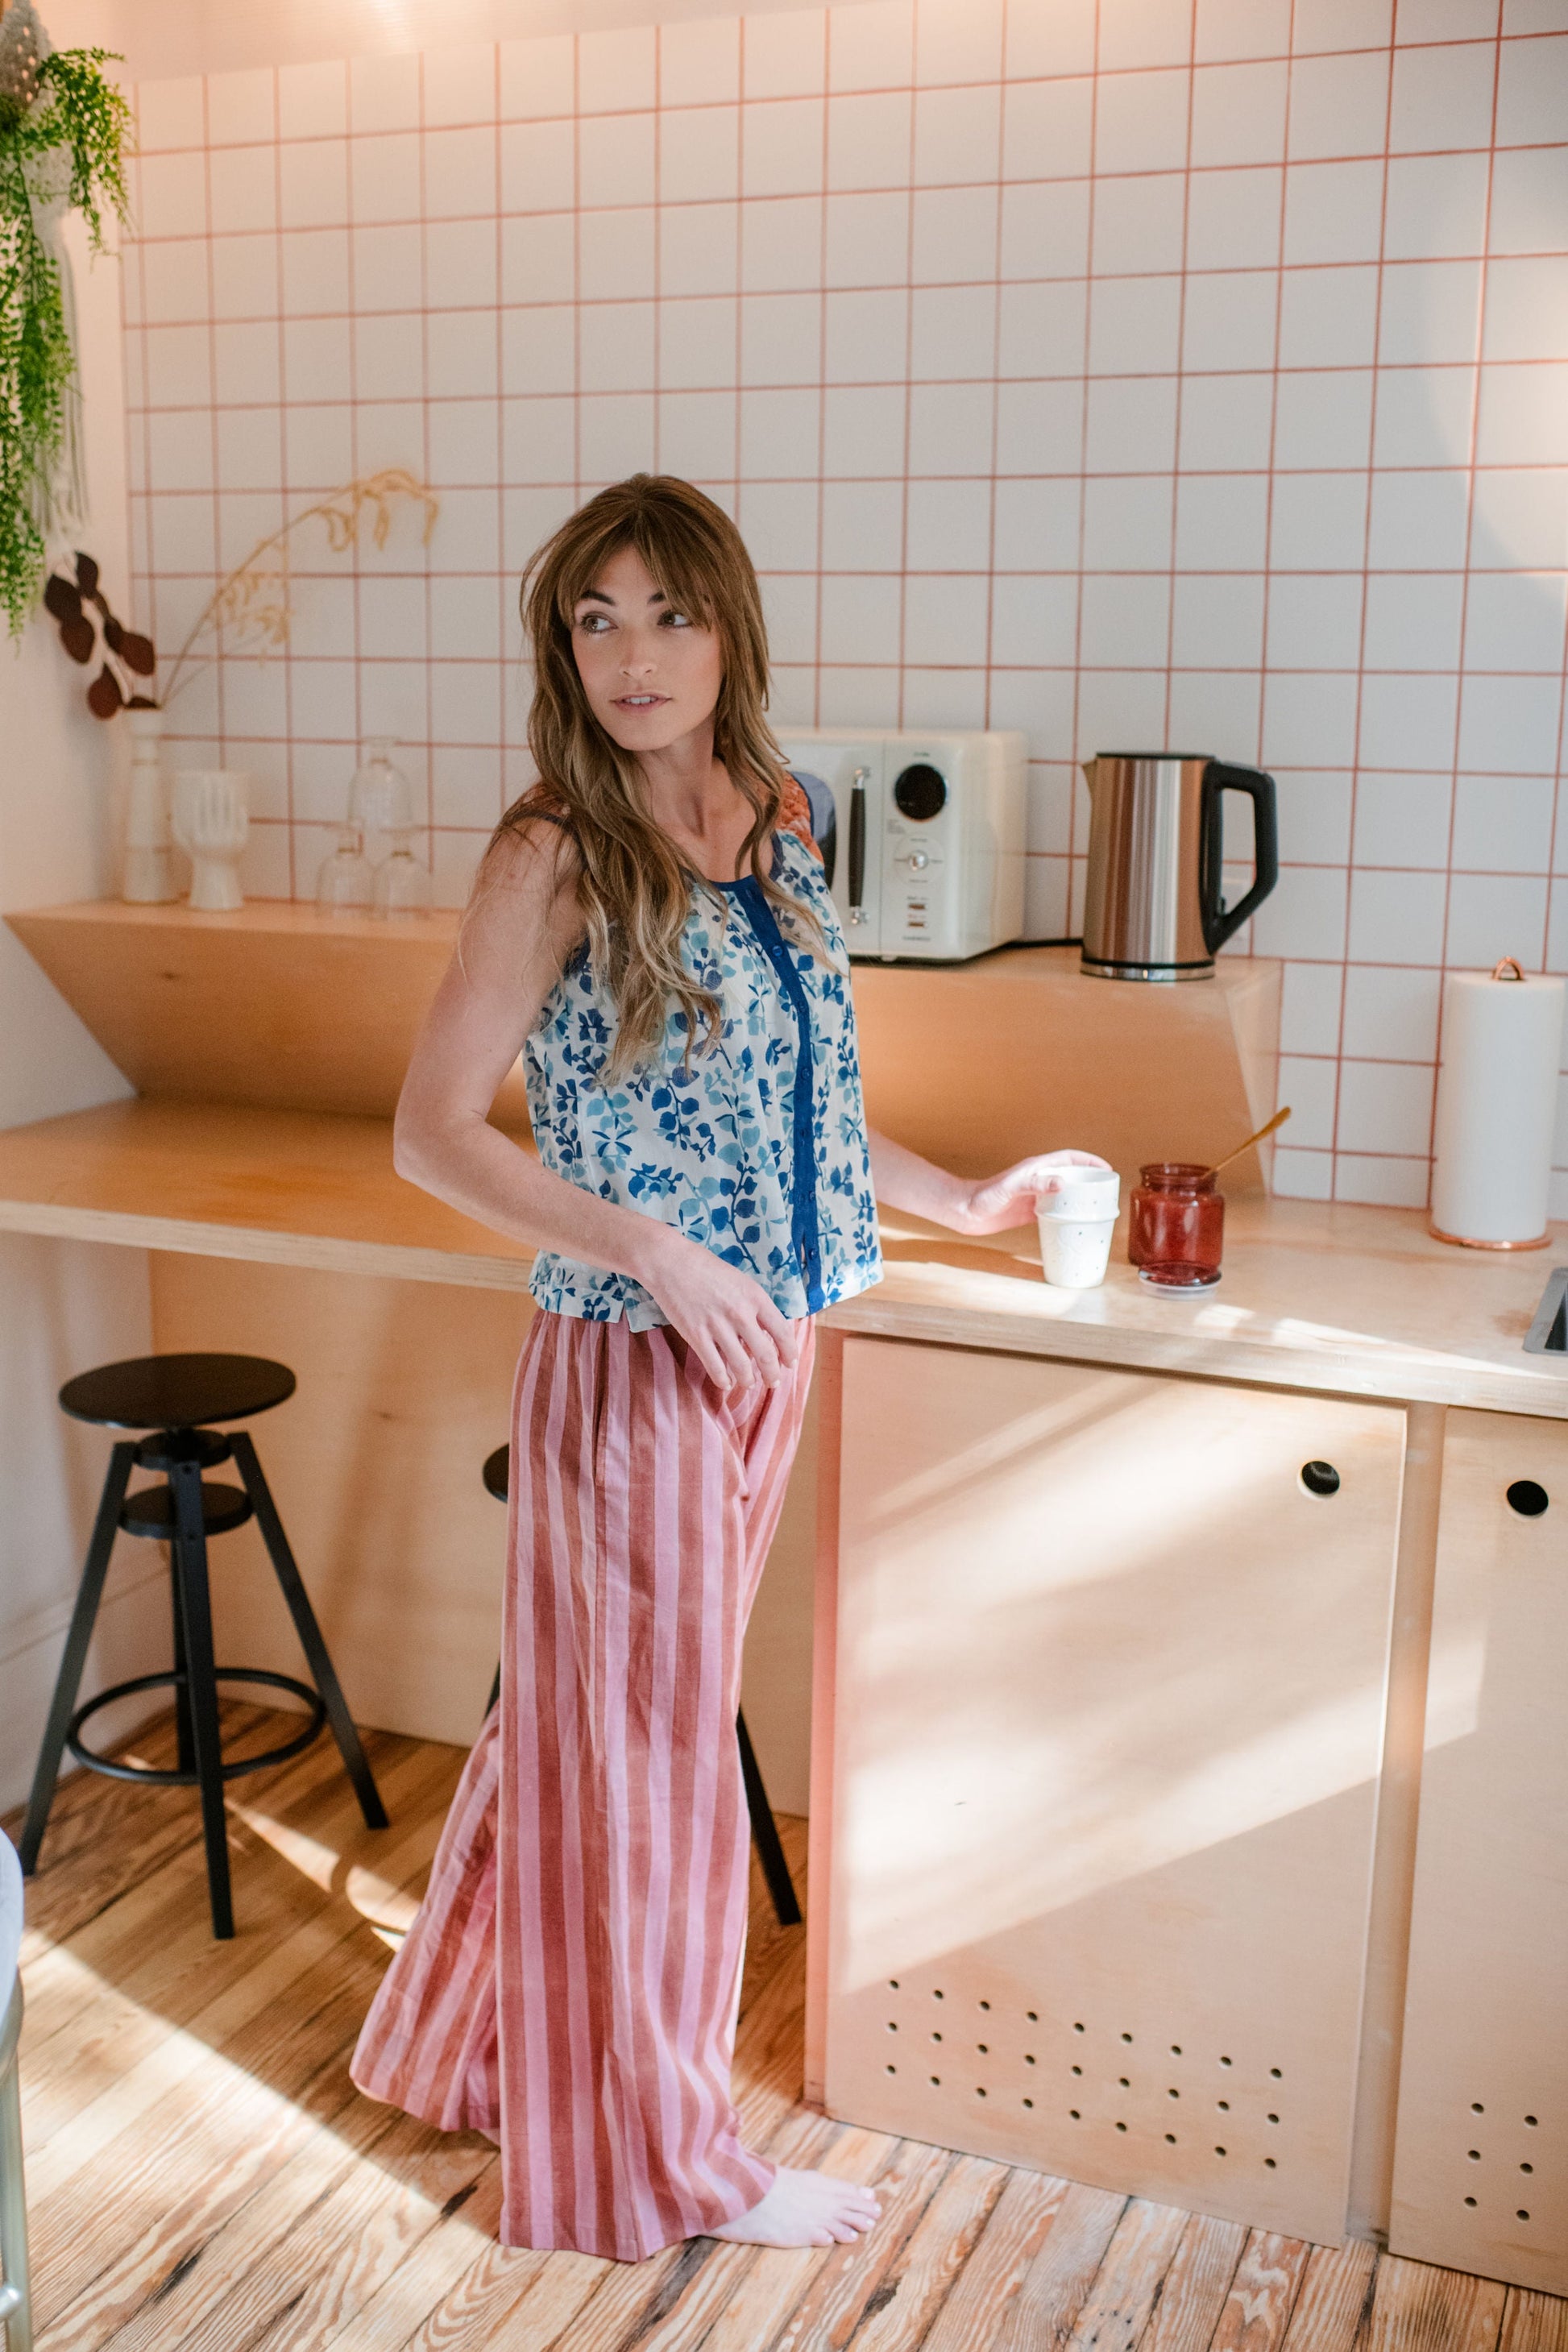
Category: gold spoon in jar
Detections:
[{"x1": 1201, "y1": 1104, "x2": 1292, "y2": 1181}]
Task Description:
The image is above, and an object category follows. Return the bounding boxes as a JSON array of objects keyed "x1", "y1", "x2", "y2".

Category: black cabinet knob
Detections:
[
  {"x1": 1300, "y1": 1461, "x2": 1340, "y2": 1497},
  {"x1": 1507, "y1": 1479, "x2": 1549, "y2": 1517}
]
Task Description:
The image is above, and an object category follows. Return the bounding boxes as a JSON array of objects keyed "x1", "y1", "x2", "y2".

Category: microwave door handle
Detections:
[{"x1": 848, "y1": 766, "x2": 869, "y2": 926}]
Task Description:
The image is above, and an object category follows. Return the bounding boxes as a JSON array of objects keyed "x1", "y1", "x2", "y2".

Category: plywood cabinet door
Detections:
[
  {"x1": 821, "y1": 1338, "x2": 1406, "y2": 2247},
  {"x1": 1390, "y1": 1408, "x2": 1568, "y2": 2294}
]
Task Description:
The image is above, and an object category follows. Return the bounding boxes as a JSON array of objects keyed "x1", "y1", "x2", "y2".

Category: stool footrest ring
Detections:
[{"x1": 67, "y1": 1670, "x2": 327, "y2": 1786}]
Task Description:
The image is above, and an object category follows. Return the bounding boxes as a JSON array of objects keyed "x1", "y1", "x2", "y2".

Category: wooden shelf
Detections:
[
  {"x1": 6, "y1": 901, "x2": 1280, "y2": 1187},
  {"x1": 0, "y1": 1095, "x2": 1565, "y2": 1417}
]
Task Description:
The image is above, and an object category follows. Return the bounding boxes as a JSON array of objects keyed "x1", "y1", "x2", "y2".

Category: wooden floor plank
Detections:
[
  {"x1": 1064, "y1": 2197, "x2": 1193, "y2": 2351},
  {"x1": 1137, "y1": 2212, "x2": 1247, "y2": 2352},
  {"x1": 1205, "y1": 2230, "x2": 1311, "y2": 2352},
  {"x1": 765, "y1": 2137, "x2": 957, "y2": 2352},
  {"x1": 1500, "y1": 2291, "x2": 1568, "y2": 2352},
  {"x1": 1278, "y1": 2237, "x2": 1379, "y2": 2352},
  {"x1": 991, "y1": 2180, "x2": 1130, "y2": 2352},
  {"x1": 921, "y1": 2167, "x2": 1074, "y2": 2352},
  {"x1": 847, "y1": 2151, "x2": 1010, "y2": 2352},
  {"x1": 1363, "y1": 2258, "x2": 1508, "y2": 2352}
]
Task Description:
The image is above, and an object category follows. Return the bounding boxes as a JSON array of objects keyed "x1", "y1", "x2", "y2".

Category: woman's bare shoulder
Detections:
[{"x1": 461, "y1": 793, "x2": 585, "y2": 983}]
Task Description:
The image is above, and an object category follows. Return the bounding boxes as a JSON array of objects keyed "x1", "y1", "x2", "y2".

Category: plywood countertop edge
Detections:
[{"x1": 0, "y1": 1197, "x2": 535, "y2": 1293}]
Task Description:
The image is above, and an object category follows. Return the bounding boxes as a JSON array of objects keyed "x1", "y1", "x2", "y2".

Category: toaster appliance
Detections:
[{"x1": 774, "y1": 727, "x2": 1027, "y2": 961}]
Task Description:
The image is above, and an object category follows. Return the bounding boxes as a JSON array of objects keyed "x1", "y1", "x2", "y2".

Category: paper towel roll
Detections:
[{"x1": 1430, "y1": 960, "x2": 1566, "y2": 1247}]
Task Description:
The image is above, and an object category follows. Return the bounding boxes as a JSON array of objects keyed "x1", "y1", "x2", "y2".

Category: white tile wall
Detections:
[{"x1": 123, "y1": 5, "x2": 1568, "y2": 1209}]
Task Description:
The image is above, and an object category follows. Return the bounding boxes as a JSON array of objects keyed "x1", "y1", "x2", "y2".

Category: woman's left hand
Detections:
[{"x1": 947, "y1": 1150, "x2": 1113, "y2": 1236}]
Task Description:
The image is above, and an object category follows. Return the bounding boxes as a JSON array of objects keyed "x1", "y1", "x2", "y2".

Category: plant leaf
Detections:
[
  {"x1": 118, "y1": 629, "x2": 156, "y2": 674},
  {"x1": 60, "y1": 613, "x2": 95, "y2": 663},
  {"x1": 74, "y1": 551, "x2": 99, "y2": 595},
  {"x1": 44, "y1": 574, "x2": 81, "y2": 622},
  {"x1": 102, "y1": 612, "x2": 122, "y2": 649},
  {"x1": 87, "y1": 664, "x2": 122, "y2": 717}
]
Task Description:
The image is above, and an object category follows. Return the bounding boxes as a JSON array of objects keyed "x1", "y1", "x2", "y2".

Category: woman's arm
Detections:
[
  {"x1": 868, "y1": 1126, "x2": 1110, "y2": 1238},
  {"x1": 394, "y1": 825, "x2": 800, "y2": 1392}
]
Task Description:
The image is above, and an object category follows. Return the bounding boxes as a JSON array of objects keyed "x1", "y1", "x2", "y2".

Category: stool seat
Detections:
[
  {"x1": 59, "y1": 1353, "x2": 296, "y2": 1432},
  {"x1": 119, "y1": 1481, "x2": 253, "y2": 1541}
]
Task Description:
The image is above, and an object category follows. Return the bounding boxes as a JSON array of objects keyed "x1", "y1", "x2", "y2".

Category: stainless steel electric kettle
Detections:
[{"x1": 1080, "y1": 752, "x2": 1279, "y2": 982}]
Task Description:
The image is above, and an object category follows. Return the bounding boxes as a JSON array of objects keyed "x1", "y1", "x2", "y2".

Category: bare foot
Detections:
[{"x1": 707, "y1": 2167, "x2": 881, "y2": 2248}]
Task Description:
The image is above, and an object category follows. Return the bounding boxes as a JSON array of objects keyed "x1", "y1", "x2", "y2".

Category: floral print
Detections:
[{"x1": 525, "y1": 817, "x2": 882, "y2": 1330}]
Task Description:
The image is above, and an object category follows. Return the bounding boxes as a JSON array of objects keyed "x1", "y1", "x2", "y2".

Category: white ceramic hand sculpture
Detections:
[{"x1": 172, "y1": 771, "x2": 250, "y2": 912}]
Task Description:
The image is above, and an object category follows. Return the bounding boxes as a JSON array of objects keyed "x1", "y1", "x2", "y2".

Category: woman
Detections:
[{"x1": 351, "y1": 475, "x2": 1104, "y2": 2263}]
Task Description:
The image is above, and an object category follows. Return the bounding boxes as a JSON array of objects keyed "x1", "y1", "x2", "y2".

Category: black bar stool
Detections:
[
  {"x1": 480, "y1": 1442, "x2": 802, "y2": 1928},
  {"x1": 21, "y1": 1353, "x2": 388, "y2": 1939}
]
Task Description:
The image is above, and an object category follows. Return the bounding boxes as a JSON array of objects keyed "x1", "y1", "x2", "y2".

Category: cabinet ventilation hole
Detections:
[
  {"x1": 1116, "y1": 2121, "x2": 1127, "y2": 2133},
  {"x1": 1519, "y1": 2211, "x2": 1531, "y2": 2222},
  {"x1": 1526, "y1": 2116, "x2": 1538, "y2": 2127},
  {"x1": 1465, "y1": 2197, "x2": 1477, "y2": 2208},
  {"x1": 1165, "y1": 2133, "x2": 1176, "y2": 2144},
  {"x1": 1023, "y1": 2097, "x2": 1033, "y2": 2109},
  {"x1": 1300, "y1": 1460, "x2": 1340, "y2": 1496},
  {"x1": 1472, "y1": 2102, "x2": 1485, "y2": 2113},
  {"x1": 1507, "y1": 1480, "x2": 1549, "y2": 1517},
  {"x1": 1521, "y1": 2163, "x2": 1534, "y2": 2175}
]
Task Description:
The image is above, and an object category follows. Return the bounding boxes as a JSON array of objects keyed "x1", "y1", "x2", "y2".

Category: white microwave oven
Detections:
[{"x1": 774, "y1": 727, "x2": 1027, "y2": 962}]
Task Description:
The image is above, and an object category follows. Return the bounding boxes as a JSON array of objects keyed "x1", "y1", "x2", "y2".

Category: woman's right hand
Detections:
[{"x1": 638, "y1": 1228, "x2": 802, "y2": 1392}]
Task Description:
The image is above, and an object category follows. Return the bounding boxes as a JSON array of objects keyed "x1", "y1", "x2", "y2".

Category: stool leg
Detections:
[
  {"x1": 0, "y1": 1982, "x2": 32, "y2": 2352},
  {"x1": 229, "y1": 1434, "x2": 388, "y2": 1831},
  {"x1": 19, "y1": 1442, "x2": 136, "y2": 1876},
  {"x1": 736, "y1": 1710, "x2": 801, "y2": 1929},
  {"x1": 169, "y1": 1558, "x2": 194, "y2": 1777},
  {"x1": 169, "y1": 1461, "x2": 234, "y2": 1941}
]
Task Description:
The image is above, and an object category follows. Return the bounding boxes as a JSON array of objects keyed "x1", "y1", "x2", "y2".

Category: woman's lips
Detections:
[{"x1": 615, "y1": 693, "x2": 669, "y2": 709}]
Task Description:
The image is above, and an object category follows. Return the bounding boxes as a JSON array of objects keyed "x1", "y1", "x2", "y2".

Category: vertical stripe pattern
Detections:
[{"x1": 351, "y1": 1308, "x2": 815, "y2": 2261}]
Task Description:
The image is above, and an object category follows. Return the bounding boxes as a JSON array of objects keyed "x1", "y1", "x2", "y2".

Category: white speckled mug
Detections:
[{"x1": 1038, "y1": 1168, "x2": 1120, "y2": 1288}]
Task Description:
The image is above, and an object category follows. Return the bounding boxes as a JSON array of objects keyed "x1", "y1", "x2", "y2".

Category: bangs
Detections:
[{"x1": 545, "y1": 496, "x2": 730, "y2": 637}]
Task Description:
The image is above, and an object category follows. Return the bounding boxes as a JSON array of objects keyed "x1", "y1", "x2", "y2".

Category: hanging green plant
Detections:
[{"x1": 0, "y1": 0, "x2": 131, "y2": 637}]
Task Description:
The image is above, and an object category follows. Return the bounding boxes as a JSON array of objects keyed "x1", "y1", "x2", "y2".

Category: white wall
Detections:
[{"x1": 0, "y1": 201, "x2": 159, "y2": 1815}]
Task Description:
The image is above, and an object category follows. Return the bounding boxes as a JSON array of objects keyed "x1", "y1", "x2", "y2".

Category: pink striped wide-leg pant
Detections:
[{"x1": 350, "y1": 1307, "x2": 815, "y2": 2262}]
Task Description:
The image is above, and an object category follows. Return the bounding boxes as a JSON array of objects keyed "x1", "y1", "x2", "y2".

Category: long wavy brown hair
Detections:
[{"x1": 483, "y1": 473, "x2": 823, "y2": 1081}]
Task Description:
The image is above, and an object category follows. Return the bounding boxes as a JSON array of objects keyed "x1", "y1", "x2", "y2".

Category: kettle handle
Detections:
[{"x1": 1201, "y1": 761, "x2": 1279, "y2": 954}]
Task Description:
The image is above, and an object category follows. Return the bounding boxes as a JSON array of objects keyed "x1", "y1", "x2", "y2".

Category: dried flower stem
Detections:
[{"x1": 158, "y1": 467, "x2": 439, "y2": 708}]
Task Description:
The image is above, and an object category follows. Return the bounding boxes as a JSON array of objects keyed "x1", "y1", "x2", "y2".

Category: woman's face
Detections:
[{"x1": 570, "y1": 542, "x2": 724, "y2": 758}]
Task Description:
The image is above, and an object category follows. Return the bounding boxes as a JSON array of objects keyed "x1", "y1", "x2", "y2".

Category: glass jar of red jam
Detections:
[{"x1": 1128, "y1": 1164, "x2": 1224, "y2": 1288}]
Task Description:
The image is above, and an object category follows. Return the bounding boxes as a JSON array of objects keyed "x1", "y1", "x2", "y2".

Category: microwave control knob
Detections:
[{"x1": 904, "y1": 848, "x2": 930, "y2": 871}]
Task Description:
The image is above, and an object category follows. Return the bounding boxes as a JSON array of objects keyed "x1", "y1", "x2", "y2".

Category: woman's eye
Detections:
[
  {"x1": 575, "y1": 612, "x2": 612, "y2": 633},
  {"x1": 660, "y1": 609, "x2": 691, "y2": 628}
]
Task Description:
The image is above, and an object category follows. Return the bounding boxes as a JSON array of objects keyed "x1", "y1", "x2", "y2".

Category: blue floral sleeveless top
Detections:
[{"x1": 522, "y1": 789, "x2": 882, "y2": 1329}]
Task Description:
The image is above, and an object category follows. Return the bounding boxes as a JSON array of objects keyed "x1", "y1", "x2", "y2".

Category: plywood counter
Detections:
[{"x1": 0, "y1": 1093, "x2": 1561, "y2": 1418}]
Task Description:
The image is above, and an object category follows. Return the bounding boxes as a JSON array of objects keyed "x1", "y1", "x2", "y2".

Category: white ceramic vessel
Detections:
[
  {"x1": 122, "y1": 707, "x2": 178, "y2": 903},
  {"x1": 172, "y1": 770, "x2": 250, "y2": 911}
]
